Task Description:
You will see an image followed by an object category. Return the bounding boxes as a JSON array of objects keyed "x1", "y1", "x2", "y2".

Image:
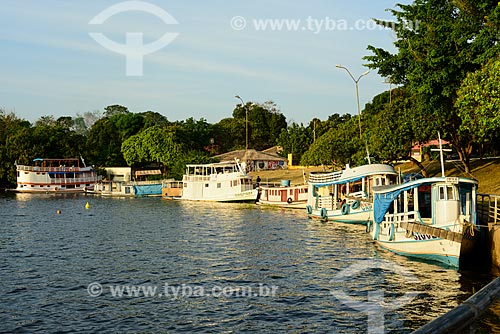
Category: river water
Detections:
[{"x1": 1, "y1": 193, "x2": 499, "y2": 333}]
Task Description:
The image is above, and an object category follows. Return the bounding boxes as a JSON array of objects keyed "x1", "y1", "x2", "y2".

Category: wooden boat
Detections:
[
  {"x1": 181, "y1": 161, "x2": 257, "y2": 202},
  {"x1": 93, "y1": 180, "x2": 167, "y2": 197},
  {"x1": 257, "y1": 182, "x2": 308, "y2": 209},
  {"x1": 306, "y1": 164, "x2": 397, "y2": 223},
  {"x1": 368, "y1": 176, "x2": 480, "y2": 268},
  {"x1": 15, "y1": 158, "x2": 98, "y2": 193}
]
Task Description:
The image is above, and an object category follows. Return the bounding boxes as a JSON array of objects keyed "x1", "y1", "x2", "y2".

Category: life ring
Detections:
[
  {"x1": 306, "y1": 205, "x2": 313, "y2": 215},
  {"x1": 287, "y1": 197, "x2": 293, "y2": 204},
  {"x1": 341, "y1": 203, "x2": 350, "y2": 215},
  {"x1": 389, "y1": 223, "x2": 395, "y2": 241},
  {"x1": 320, "y1": 208, "x2": 328, "y2": 219},
  {"x1": 351, "y1": 200, "x2": 360, "y2": 210}
]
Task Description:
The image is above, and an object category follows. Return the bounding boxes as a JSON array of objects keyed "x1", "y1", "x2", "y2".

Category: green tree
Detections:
[
  {"x1": 0, "y1": 110, "x2": 31, "y2": 187},
  {"x1": 172, "y1": 117, "x2": 213, "y2": 151},
  {"x1": 455, "y1": 59, "x2": 500, "y2": 161},
  {"x1": 301, "y1": 117, "x2": 363, "y2": 167},
  {"x1": 364, "y1": 0, "x2": 500, "y2": 173},
  {"x1": 121, "y1": 126, "x2": 181, "y2": 175},
  {"x1": 140, "y1": 111, "x2": 169, "y2": 129},
  {"x1": 212, "y1": 117, "x2": 245, "y2": 152},
  {"x1": 233, "y1": 100, "x2": 287, "y2": 150},
  {"x1": 86, "y1": 118, "x2": 125, "y2": 166},
  {"x1": 104, "y1": 104, "x2": 129, "y2": 117},
  {"x1": 86, "y1": 106, "x2": 145, "y2": 166},
  {"x1": 276, "y1": 122, "x2": 312, "y2": 157}
]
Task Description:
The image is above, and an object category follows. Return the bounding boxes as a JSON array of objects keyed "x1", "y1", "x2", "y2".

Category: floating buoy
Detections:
[
  {"x1": 56, "y1": 210, "x2": 62, "y2": 214},
  {"x1": 85, "y1": 202, "x2": 90, "y2": 209}
]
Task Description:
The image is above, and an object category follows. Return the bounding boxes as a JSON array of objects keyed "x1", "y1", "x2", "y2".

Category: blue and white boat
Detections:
[
  {"x1": 368, "y1": 176, "x2": 480, "y2": 268},
  {"x1": 305, "y1": 164, "x2": 398, "y2": 223}
]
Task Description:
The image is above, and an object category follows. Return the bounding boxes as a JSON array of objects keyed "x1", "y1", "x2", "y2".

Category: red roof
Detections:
[{"x1": 412, "y1": 139, "x2": 449, "y2": 150}]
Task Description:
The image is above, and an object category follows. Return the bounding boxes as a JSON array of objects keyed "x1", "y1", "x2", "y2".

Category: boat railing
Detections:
[
  {"x1": 17, "y1": 165, "x2": 89, "y2": 173},
  {"x1": 383, "y1": 211, "x2": 420, "y2": 225},
  {"x1": 477, "y1": 193, "x2": 500, "y2": 225},
  {"x1": 49, "y1": 177, "x2": 98, "y2": 184},
  {"x1": 183, "y1": 175, "x2": 211, "y2": 182},
  {"x1": 308, "y1": 171, "x2": 343, "y2": 184},
  {"x1": 163, "y1": 180, "x2": 183, "y2": 188},
  {"x1": 317, "y1": 196, "x2": 335, "y2": 210}
]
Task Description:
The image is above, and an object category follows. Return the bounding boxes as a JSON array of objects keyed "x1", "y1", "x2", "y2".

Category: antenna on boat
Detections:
[
  {"x1": 431, "y1": 132, "x2": 451, "y2": 177},
  {"x1": 365, "y1": 139, "x2": 371, "y2": 165},
  {"x1": 234, "y1": 158, "x2": 245, "y2": 175},
  {"x1": 80, "y1": 156, "x2": 86, "y2": 168}
]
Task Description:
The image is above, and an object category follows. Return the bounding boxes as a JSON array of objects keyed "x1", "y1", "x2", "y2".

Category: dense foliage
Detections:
[{"x1": 364, "y1": 0, "x2": 500, "y2": 172}]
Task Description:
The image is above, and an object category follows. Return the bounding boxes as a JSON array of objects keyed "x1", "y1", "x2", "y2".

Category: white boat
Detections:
[
  {"x1": 93, "y1": 180, "x2": 167, "y2": 197},
  {"x1": 257, "y1": 183, "x2": 309, "y2": 209},
  {"x1": 181, "y1": 161, "x2": 257, "y2": 202},
  {"x1": 306, "y1": 164, "x2": 398, "y2": 223},
  {"x1": 15, "y1": 158, "x2": 98, "y2": 193},
  {"x1": 368, "y1": 176, "x2": 480, "y2": 268}
]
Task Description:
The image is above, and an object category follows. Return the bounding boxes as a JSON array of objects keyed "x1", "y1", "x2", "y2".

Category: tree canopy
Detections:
[{"x1": 364, "y1": 0, "x2": 500, "y2": 172}]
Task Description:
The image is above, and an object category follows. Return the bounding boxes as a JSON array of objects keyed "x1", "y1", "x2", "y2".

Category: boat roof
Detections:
[
  {"x1": 186, "y1": 162, "x2": 240, "y2": 168},
  {"x1": 372, "y1": 176, "x2": 478, "y2": 194},
  {"x1": 33, "y1": 158, "x2": 80, "y2": 161},
  {"x1": 309, "y1": 163, "x2": 397, "y2": 185}
]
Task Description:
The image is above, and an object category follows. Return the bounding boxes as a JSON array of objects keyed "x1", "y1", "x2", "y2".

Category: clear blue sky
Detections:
[{"x1": 1, "y1": 0, "x2": 409, "y2": 125}]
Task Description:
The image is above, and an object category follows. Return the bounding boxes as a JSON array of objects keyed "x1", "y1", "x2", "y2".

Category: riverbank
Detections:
[{"x1": 249, "y1": 157, "x2": 500, "y2": 195}]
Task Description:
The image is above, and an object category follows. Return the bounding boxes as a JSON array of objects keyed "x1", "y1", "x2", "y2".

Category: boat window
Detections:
[
  {"x1": 217, "y1": 183, "x2": 221, "y2": 188},
  {"x1": 439, "y1": 186, "x2": 445, "y2": 200},
  {"x1": 438, "y1": 185, "x2": 456, "y2": 200},
  {"x1": 205, "y1": 183, "x2": 209, "y2": 188},
  {"x1": 447, "y1": 186, "x2": 455, "y2": 200}
]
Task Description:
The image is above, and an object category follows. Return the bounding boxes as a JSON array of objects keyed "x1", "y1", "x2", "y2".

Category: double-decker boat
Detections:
[
  {"x1": 181, "y1": 160, "x2": 257, "y2": 202},
  {"x1": 15, "y1": 158, "x2": 98, "y2": 193},
  {"x1": 306, "y1": 164, "x2": 398, "y2": 223}
]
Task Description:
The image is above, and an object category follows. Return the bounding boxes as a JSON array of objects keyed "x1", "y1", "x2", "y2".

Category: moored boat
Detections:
[
  {"x1": 306, "y1": 164, "x2": 398, "y2": 223},
  {"x1": 368, "y1": 176, "x2": 480, "y2": 268},
  {"x1": 15, "y1": 158, "x2": 98, "y2": 193},
  {"x1": 257, "y1": 182, "x2": 308, "y2": 209},
  {"x1": 181, "y1": 160, "x2": 257, "y2": 202}
]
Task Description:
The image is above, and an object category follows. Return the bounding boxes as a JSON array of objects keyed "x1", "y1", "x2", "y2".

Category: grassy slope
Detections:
[{"x1": 250, "y1": 158, "x2": 500, "y2": 195}]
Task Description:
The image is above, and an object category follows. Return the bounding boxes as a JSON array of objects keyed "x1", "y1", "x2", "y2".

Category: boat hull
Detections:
[
  {"x1": 369, "y1": 221, "x2": 477, "y2": 268},
  {"x1": 181, "y1": 189, "x2": 258, "y2": 202},
  {"x1": 258, "y1": 200, "x2": 307, "y2": 209}
]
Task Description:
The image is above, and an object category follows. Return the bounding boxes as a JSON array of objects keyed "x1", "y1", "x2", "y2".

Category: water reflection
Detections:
[{"x1": 0, "y1": 194, "x2": 498, "y2": 333}]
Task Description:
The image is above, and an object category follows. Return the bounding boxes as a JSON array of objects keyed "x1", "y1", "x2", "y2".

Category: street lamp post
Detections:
[
  {"x1": 336, "y1": 64, "x2": 370, "y2": 140},
  {"x1": 234, "y1": 95, "x2": 248, "y2": 150}
]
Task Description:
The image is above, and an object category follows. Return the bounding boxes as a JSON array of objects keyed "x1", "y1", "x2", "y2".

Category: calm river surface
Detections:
[{"x1": 1, "y1": 193, "x2": 500, "y2": 333}]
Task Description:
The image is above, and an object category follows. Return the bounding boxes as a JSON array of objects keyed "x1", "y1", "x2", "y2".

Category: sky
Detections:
[{"x1": 1, "y1": 0, "x2": 409, "y2": 125}]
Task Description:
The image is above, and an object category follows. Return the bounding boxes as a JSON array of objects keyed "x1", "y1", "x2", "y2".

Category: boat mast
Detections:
[{"x1": 431, "y1": 132, "x2": 451, "y2": 177}]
